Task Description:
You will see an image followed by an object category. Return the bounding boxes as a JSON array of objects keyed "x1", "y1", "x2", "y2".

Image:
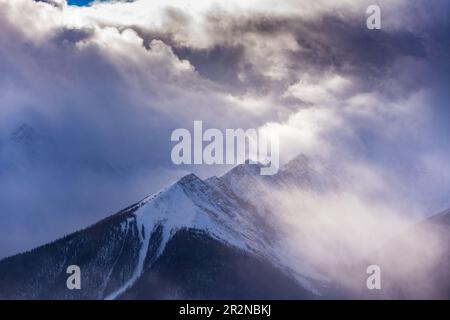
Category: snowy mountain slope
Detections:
[
  {"x1": 214, "y1": 155, "x2": 339, "y2": 206},
  {"x1": 0, "y1": 152, "x2": 448, "y2": 299},
  {"x1": 104, "y1": 173, "x2": 262, "y2": 300},
  {"x1": 0, "y1": 158, "x2": 327, "y2": 299}
]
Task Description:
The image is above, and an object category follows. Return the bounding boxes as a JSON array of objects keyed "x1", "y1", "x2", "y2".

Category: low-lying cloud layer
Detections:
[{"x1": 0, "y1": 0, "x2": 449, "y2": 258}]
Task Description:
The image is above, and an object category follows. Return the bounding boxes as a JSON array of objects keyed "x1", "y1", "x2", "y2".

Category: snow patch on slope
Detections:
[{"x1": 105, "y1": 176, "x2": 249, "y2": 299}]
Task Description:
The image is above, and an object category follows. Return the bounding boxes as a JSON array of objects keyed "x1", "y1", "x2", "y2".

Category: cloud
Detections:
[
  {"x1": 259, "y1": 180, "x2": 449, "y2": 298},
  {"x1": 0, "y1": 0, "x2": 449, "y2": 259}
]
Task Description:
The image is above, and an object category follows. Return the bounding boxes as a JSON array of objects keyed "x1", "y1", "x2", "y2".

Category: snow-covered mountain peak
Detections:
[
  {"x1": 223, "y1": 160, "x2": 264, "y2": 178},
  {"x1": 278, "y1": 154, "x2": 340, "y2": 192},
  {"x1": 104, "y1": 173, "x2": 251, "y2": 299},
  {"x1": 135, "y1": 175, "x2": 215, "y2": 229},
  {"x1": 175, "y1": 173, "x2": 206, "y2": 192},
  {"x1": 427, "y1": 207, "x2": 450, "y2": 226},
  {"x1": 283, "y1": 154, "x2": 313, "y2": 173},
  {"x1": 0, "y1": 153, "x2": 341, "y2": 299},
  {"x1": 177, "y1": 172, "x2": 201, "y2": 184},
  {"x1": 10, "y1": 123, "x2": 38, "y2": 147}
]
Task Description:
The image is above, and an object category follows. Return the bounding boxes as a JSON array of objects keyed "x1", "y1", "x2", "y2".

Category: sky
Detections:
[
  {"x1": 67, "y1": 0, "x2": 123, "y2": 6},
  {"x1": 0, "y1": 0, "x2": 449, "y2": 259},
  {"x1": 67, "y1": 0, "x2": 92, "y2": 6}
]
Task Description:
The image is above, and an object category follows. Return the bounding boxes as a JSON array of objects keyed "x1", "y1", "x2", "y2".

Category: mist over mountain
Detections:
[
  {"x1": 0, "y1": 156, "x2": 448, "y2": 299},
  {"x1": 1, "y1": 0, "x2": 449, "y2": 262},
  {"x1": 0, "y1": 0, "x2": 449, "y2": 300},
  {"x1": 0, "y1": 157, "x2": 325, "y2": 299}
]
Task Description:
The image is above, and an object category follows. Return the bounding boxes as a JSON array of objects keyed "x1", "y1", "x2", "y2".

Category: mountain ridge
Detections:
[
  {"x1": 1, "y1": 155, "x2": 448, "y2": 299},
  {"x1": 0, "y1": 156, "x2": 326, "y2": 299}
]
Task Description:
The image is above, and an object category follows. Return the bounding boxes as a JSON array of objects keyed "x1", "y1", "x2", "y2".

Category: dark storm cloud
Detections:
[{"x1": 125, "y1": 6, "x2": 430, "y2": 102}]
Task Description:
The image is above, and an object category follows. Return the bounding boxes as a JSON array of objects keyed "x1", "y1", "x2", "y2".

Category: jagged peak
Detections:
[
  {"x1": 428, "y1": 207, "x2": 450, "y2": 226},
  {"x1": 283, "y1": 154, "x2": 312, "y2": 172},
  {"x1": 176, "y1": 173, "x2": 204, "y2": 187},
  {"x1": 222, "y1": 160, "x2": 265, "y2": 179},
  {"x1": 10, "y1": 123, "x2": 38, "y2": 146},
  {"x1": 137, "y1": 173, "x2": 205, "y2": 208}
]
